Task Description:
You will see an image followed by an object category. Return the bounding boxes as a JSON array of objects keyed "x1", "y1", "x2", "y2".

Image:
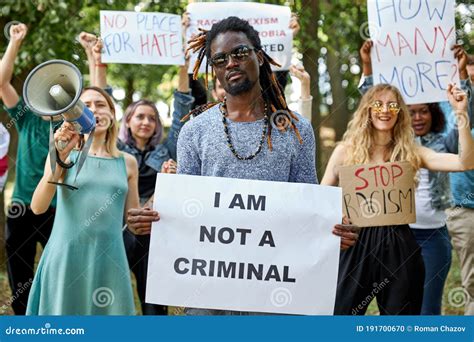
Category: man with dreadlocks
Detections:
[{"x1": 128, "y1": 16, "x2": 359, "y2": 315}]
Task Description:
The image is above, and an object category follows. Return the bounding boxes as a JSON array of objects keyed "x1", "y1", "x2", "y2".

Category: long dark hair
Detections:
[
  {"x1": 427, "y1": 103, "x2": 445, "y2": 133},
  {"x1": 119, "y1": 99, "x2": 163, "y2": 147}
]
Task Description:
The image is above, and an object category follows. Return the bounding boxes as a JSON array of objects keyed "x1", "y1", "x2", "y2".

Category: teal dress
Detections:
[{"x1": 27, "y1": 151, "x2": 135, "y2": 315}]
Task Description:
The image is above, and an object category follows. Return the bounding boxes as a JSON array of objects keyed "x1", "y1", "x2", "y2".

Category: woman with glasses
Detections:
[
  {"x1": 321, "y1": 83, "x2": 474, "y2": 315},
  {"x1": 357, "y1": 40, "x2": 472, "y2": 315}
]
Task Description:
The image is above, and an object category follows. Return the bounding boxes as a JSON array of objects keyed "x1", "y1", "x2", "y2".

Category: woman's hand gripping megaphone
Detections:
[{"x1": 54, "y1": 122, "x2": 80, "y2": 161}]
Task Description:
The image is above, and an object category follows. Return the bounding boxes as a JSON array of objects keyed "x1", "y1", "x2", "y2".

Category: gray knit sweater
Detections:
[{"x1": 177, "y1": 104, "x2": 318, "y2": 184}]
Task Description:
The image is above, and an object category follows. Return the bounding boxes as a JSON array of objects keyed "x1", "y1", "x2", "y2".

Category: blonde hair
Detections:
[
  {"x1": 342, "y1": 84, "x2": 421, "y2": 174},
  {"x1": 82, "y1": 87, "x2": 120, "y2": 158}
]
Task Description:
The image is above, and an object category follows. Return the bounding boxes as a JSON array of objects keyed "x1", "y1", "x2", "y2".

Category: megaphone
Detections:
[
  {"x1": 23, "y1": 60, "x2": 96, "y2": 190},
  {"x1": 23, "y1": 59, "x2": 95, "y2": 134}
]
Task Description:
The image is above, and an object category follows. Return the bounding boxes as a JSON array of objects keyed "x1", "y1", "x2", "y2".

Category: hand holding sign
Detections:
[
  {"x1": 147, "y1": 174, "x2": 342, "y2": 315},
  {"x1": 452, "y1": 44, "x2": 469, "y2": 80},
  {"x1": 333, "y1": 217, "x2": 360, "y2": 250},
  {"x1": 447, "y1": 83, "x2": 468, "y2": 112},
  {"x1": 127, "y1": 207, "x2": 159, "y2": 235},
  {"x1": 360, "y1": 39, "x2": 374, "y2": 76}
]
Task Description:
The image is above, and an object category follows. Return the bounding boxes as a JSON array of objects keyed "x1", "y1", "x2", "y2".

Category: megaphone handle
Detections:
[
  {"x1": 49, "y1": 119, "x2": 57, "y2": 179},
  {"x1": 73, "y1": 127, "x2": 95, "y2": 184}
]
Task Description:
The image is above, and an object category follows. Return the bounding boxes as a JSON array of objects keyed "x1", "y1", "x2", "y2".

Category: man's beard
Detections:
[{"x1": 225, "y1": 78, "x2": 256, "y2": 96}]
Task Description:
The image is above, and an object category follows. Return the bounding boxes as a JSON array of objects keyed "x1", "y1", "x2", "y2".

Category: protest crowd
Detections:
[{"x1": 0, "y1": 1, "x2": 473, "y2": 317}]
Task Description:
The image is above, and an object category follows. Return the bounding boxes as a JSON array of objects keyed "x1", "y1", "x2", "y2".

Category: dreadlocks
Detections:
[{"x1": 184, "y1": 16, "x2": 302, "y2": 150}]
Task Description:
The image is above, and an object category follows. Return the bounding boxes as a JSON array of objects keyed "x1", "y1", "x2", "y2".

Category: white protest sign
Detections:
[
  {"x1": 146, "y1": 174, "x2": 342, "y2": 315},
  {"x1": 368, "y1": 0, "x2": 458, "y2": 104},
  {"x1": 100, "y1": 10, "x2": 184, "y2": 65},
  {"x1": 186, "y1": 2, "x2": 292, "y2": 73}
]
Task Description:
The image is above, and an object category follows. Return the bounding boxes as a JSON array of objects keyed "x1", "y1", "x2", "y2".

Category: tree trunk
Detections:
[
  {"x1": 301, "y1": 0, "x2": 321, "y2": 176},
  {"x1": 326, "y1": 47, "x2": 349, "y2": 142},
  {"x1": 124, "y1": 76, "x2": 135, "y2": 110}
]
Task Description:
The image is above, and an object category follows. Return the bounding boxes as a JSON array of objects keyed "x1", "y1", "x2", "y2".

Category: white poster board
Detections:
[
  {"x1": 146, "y1": 174, "x2": 342, "y2": 315},
  {"x1": 100, "y1": 10, "x2": 184, "y2": 65},
  {"x1": 368, "y1": 0, "x2": 458, "y2": 104},
  {"x1": 186, "y1": 2, "x2": 292, "y2": 73}
]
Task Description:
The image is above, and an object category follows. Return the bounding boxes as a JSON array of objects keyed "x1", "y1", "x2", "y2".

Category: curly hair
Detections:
[
  {"x1": 426, "y1": 103, "x2": 446, "y2": 133},
  {"x1": 342, "y1": 84, "x2": 422, "y2": 175}
]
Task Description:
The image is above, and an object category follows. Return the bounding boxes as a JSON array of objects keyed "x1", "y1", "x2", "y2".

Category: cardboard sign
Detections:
[
  {"x1": 146, "y1": 174, "x2": 342, "y2": 315},
  {"x1": 100, "y1": 10, "x2": 184, "y2": 65},
  {"x1": 367, "y1": 0, "x2": 458, "y2": 104},
  {"x1": 186, "y1": 2, "x2": 292, "y2": 73},
  {"x1": 339, "y1": 161, "x2": 416, "y2": 227}
]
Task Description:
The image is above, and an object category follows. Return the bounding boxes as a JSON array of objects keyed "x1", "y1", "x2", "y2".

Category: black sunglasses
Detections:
[{"x1": 209, "y1": 45, "x2": 255, "y2": 68}]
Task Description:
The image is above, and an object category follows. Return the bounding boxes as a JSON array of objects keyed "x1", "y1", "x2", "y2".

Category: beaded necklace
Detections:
[{"x1": 220, "y1": 98, "x2": 268, "y2": 161}]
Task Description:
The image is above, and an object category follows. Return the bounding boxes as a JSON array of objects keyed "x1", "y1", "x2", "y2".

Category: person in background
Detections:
[
  {"x1": 0, "y1": 121, "x2": 9, "y2": 192},
  {"x1": 0, "y1": 22, "x2": 57, "y2": 315},
  {"x1": 289, "y1": 64, "x2": 312, "y2": 121},
  {"x1": 90, "y1": 22, "x2": 192, "y2": 314},
  {"x1": 358, "y1": 40, "x2": 472, "y2": 315},
  {"x1": 446, "y1": 54, "x2": 474, "y2": 315}
]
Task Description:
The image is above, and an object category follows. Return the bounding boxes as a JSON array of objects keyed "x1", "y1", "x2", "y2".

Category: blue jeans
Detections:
[{"x1": 411, "y1": 226, "x2": 452, "y2": 315}]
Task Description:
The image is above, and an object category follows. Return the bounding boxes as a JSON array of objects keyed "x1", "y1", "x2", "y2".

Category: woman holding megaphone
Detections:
[{"x1": 28, "y1": 86, "x2": 139, "y2": 315}]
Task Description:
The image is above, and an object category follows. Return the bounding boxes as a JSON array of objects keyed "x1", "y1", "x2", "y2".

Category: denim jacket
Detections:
[
  {"x1": 416, "y1": 133, "x2": 452, "y2": 210},
  {"x1": 118, "y1": 90, "x2": 194, "y2": 200},
  {"x1": 357, "y1": 75, "x2": 474, "y2": 210}
]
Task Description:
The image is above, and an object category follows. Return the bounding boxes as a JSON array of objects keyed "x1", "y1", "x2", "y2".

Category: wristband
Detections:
[{"x1": 55, "y1": 148, "x2": 74, "y2": 169}]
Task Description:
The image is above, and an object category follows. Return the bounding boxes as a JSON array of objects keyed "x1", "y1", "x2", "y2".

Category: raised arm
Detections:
[
  {"x1": 92, "y1": 38, "x2": 108, "y2": 89},
  {"x1": 0, "y1": 23, "x2": 27, "y2": 88},
  {"x1": 78, "y1": 32, "x2": 97, "y2": 87},
  {"x1": 289, "y1": 64, "x2": 312, "y2": 121},
  {"x1": 420, "y1": 84, "x2": 474, "y2": 172},
  {"x1": 163, "y1": 15, "x2": 194, "y2": 159},
  {"x1": 358, "y1": 40, "x2": 374, "y2": 95}
]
